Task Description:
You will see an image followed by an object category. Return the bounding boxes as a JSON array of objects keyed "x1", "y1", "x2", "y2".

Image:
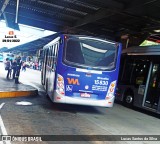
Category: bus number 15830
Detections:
[{"x1": 95, "y1": 80, "x2": 108, "y2": 86}]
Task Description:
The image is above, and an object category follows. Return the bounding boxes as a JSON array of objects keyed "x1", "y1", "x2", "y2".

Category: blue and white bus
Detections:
[{"x1": 41, "y1": 34, "x2": 121, "y2": 107}]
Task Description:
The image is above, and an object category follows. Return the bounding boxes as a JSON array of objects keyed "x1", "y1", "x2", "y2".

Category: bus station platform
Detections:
[
  {"x1": 0, "y1": 75, "x2": 38, "y2": 98},
  {"x1": 0, "y1": 62, "x2": 38, "y2": 98}
]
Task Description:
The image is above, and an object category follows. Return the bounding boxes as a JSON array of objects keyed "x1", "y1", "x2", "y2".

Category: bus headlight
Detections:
[
  {"x1": 106, "y1": 80, "x2": 116, "y2": 100},
  {"x1": 106, "y1": 93, "x2": 114, "y2": 100},
  {"x1": 57, "y1": 74, "x2": 65, "y2": 95}
]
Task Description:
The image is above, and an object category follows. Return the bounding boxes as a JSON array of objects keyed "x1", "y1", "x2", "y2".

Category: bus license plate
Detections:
[{"x1": 80, "y1": 93, "x2": 91, "y2": 98}]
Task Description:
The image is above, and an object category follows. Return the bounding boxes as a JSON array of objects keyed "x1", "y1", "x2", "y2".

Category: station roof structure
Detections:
[{"x1": 1, "y1": 0, "x2": 160, "y2": 49}]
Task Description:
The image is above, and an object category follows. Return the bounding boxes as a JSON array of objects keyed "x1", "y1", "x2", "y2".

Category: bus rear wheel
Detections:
[{"x1": 123, "y1": 94, "x2": 134, "y2": 107}]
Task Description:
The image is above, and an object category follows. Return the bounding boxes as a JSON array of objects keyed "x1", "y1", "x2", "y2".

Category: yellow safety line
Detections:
[{"x1": 0, "y1": 90, "x2": 38, "y2": 98}]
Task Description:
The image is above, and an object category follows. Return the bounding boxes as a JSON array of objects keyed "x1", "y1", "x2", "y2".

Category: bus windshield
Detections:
[{"x1": 64, "y1": 36, "x2": 118, "y2": 70}]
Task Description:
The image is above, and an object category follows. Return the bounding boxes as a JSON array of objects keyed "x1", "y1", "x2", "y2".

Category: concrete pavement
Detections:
[{"x1": 0, "y1": 62, "x2": 38, "y2": 98}]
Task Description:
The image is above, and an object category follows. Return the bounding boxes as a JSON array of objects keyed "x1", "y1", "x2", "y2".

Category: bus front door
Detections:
[{"x1": 144, "y1": 64, "x2": 160, "y2": 110}]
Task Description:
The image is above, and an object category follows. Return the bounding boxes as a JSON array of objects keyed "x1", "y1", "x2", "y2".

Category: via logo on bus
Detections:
[{"x1": 67, "y1": 78, "x2": 80, "y2": 85}]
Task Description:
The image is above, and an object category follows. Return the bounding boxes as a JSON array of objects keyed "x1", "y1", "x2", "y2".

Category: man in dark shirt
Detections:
[
  {"x1": 12, "y1": 59, "x2": 17, "y2": 79},
  {"x1": 15, "y1": 56, "x2": 22, "y2": 84}
]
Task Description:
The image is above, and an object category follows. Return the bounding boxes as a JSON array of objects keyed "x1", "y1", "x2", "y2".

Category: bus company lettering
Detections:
[
  {"x1": 67, "y1": 78, "x2": 80, "y2": 85},
  {"x1": 67, "y1": 73, "x2": 80, "y2": 77},
  {"x1": 97, "y1": 77, "x2": 109, "y2": 80}
]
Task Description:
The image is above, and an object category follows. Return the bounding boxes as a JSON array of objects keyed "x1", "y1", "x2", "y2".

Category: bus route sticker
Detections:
[{"x1": 92, "y1": 85, "x2": 107, "y2": 91}]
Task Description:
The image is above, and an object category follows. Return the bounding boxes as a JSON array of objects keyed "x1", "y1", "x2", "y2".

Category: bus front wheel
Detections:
[{"x1": 123, "y1": 94, "x2": 134, "y2": 107}]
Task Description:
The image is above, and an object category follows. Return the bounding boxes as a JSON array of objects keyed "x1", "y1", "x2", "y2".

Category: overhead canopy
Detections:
[{"x1": 1, "y1": 0, "x2": 160, "y2": 47}]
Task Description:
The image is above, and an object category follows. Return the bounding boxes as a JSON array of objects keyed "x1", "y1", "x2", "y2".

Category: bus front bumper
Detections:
[{"x1": 53, "y1": 91, "x2": 115, "y2": 107}]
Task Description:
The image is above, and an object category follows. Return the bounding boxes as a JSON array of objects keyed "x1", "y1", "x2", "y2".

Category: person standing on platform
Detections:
[
  {"x1": 22, "y1": 61, "x2": 26, "y2": 72},
  {"x1": 9, "y1": 59, "x2": 13, "y2": 78},
  {"x1": 15, "y1": 56, "x2": 22, "y2": 84},
  {"x1": 12, "y1": 59, "x2": 17, "y2": 79},
  {"x1": 5, "y1": 58, "x2": 11, "y2": 79}
]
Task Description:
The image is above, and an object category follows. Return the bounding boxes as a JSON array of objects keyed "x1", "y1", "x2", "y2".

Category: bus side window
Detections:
[
  {"x1": 131, "y1": 60, "x2": 150, "y2": 87},
  {"x1": 52, "y1": 43, "x2": 58, "y2": 69},
  {"x1": 48, "y1": 47, "x2": 51, "y2": 67},
  {"x1": 55, "y1": 43, "x2": 58, "y2": 57},
  {"x1": 52, "y1": 44, "x2": 56, "y2": 69},
  {"x1": 46, "y1": 48, "x2": 49, "y2": 66},
  {"x1": 50, "y1": 45, "x2": 54, "y2": 69},
  {"x1": 120, "y1": 58, "x2": 135, "y2": 84}
]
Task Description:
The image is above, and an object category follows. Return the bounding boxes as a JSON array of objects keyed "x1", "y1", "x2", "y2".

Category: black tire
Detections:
[{"x1": 123, "y1": 94, "x2": 134, "y2": 107}]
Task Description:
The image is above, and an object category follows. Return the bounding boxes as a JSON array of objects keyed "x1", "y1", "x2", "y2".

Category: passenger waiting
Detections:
[
  {"x1": 22, "y1": 61, "x2": 26, "y2": 71},
  {"x1": 5, "y1": 58, "x2": 12, "y2": 79},
  {"x1": 15, "y1": 56, "x2": 22, "y2": 84},
  {"x1": 12, "y1": 59, "x2": 17, "y2": 79}
]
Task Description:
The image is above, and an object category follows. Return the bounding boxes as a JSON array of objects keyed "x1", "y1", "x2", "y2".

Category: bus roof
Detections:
[
  {"x1": 43, "y1": 33, "x2": 119, "y2": 49},
  {"x1": 122, "y1": 45, "x2": 160, "y2": 55}
]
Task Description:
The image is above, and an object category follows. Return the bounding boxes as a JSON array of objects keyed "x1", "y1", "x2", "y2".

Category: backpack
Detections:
[{"x1": 5, "y1": 61, "x2": 11, "y2": 70}]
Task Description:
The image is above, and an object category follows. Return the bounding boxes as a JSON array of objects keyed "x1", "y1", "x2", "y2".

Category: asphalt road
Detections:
[{"x1": 0, "y1": 65, "x2": 160, "y2": 144}]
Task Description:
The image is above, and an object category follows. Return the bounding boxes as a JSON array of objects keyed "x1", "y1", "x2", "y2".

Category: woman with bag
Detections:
[{"x1": 5, "y1": 58, "x2": 12, "y2": 79}]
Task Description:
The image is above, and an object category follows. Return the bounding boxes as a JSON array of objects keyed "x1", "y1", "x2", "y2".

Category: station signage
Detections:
[{"x1": 2, "y1": 31, "x2": 20, "y2": 43}]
